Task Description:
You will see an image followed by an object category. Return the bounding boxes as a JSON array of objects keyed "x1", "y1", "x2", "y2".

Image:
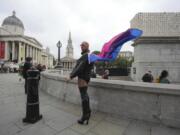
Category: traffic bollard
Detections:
[{"x1": 23, "y1": 69, "x2": 42, "y2": 124}]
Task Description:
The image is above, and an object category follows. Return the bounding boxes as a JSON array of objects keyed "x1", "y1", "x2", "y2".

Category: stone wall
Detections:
[{"x1": 40, "y1": 71, "x2": 180, "y2": 128}]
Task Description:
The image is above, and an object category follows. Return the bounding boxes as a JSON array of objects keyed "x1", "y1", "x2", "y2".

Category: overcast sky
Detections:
[{"x1": 0, "y1": 0, "x2": 180, "y2": 58}]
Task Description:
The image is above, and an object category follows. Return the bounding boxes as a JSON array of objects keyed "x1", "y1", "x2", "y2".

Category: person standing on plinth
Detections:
[
  {"x1": 22, "y1": 57, "x2": 32, "y2": 94},
  {"x1": 68, "y1": 41, "x2": 94, "y2": 125}
]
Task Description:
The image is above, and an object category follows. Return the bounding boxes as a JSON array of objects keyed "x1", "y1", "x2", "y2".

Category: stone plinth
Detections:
[{"x1": 131, "y1": 13, "x2": 180, "y2": 83}]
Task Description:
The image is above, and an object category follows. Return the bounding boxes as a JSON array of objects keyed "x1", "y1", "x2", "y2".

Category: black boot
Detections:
[{"x1": 78, "y1": 87, "x2": 91, "y2": 125}]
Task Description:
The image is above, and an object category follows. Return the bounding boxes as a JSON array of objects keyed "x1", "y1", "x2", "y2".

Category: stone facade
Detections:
[
  {"x1": 41, "y1": 47, "x2": 54, "y2": 69},
  {"x1": 131, "y1": 13, "x2": 180, "y2": 83}
]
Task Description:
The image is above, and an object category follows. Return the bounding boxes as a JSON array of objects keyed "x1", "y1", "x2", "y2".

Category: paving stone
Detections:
[
  {"x1": 70, "y1": 120, "x2": 98, "y2": 134},
  {"x1": 56, "y1": 128, "x2": 81, "y2": 135},
  {"x1": 105, "y1": 115, "x2": 131, "y2": 127},
  {"x1": 92, "y1": 120, "x2": 127, "y2": 135},
  {"x1": 151, "y1": 126, "x2": 180, "y2": 135},
  {"x1": 14, "y1": 117, "x2": 46, "y2": 130},
  {"x1": 123, "y1": 120, "x2": 152, "y2": 135},
  {"x1": 91, "y1": 111, "x2": 107, "y2": 122},
  {"x1": 45, "y1": 112, "x2": 77, "y2": 132},
  {"x1": 86, "y1": 132, "x2": 97, "y2": 135},
  {"x1": 16, "y1": 123, "x2": 57, "y2": 135},
  {"x1": 0, "y1": 123, "x2": 21, "y2": 135},
  {"x1": 1, "y1": 74, "x2": 180, "y2": 135}
]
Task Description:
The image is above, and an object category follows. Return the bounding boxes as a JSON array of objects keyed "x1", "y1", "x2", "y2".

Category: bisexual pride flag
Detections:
[{"x1": 88, "y1": 28, "x2": 142, "y2": 63}]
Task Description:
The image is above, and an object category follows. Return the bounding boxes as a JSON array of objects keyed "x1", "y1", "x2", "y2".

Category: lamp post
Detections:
[{"x1": 55, "y1": 41, "x2": 62, "y2": 68}]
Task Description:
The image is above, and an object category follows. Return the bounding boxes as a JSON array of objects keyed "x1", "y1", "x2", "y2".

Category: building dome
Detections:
[{"x1": 2, "y1": 11, "x2": 24, "y2": 29}]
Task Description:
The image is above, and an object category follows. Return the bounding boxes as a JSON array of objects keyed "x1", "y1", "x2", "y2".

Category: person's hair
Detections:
[
  {"x1": 81, "y1": 41, "x2": 90, "y2": 53},
  {"x1": 81, "y1": 41, "x2": 89, "y2": 47},
  {"x1": 159, "y1": 70, "x2": 168, "y2": 81}
]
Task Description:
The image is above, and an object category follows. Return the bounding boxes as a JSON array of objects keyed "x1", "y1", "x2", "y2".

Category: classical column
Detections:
[
  {"x1": 32, "y1": 47, "x2": 34, "y2": 59},
  {"x1": 36, "y1": 49, "x2": 38, "y2": 63},
  {"x1": 25, "y1": 44, "x2": 28, "y2": 58},
  {"x1": 38, "y1": 49, "x2": 41, "y2": 64},
  {"x1": 28, "y1": 46, "x2": 30, "y2": 57},
  {"x1": 31, "y1": 47, "x2": 33, "y2": 59},
  {"x1": 34, "y1": 48, "x2": 36, "y2": 62},
  {"x1": 12, "y1": 41, "x2": 15, "y2": 61},
  {"x1": 22, "y1": 43, "x2": 25, "y2": 61},
  {"x1": 36, "y1": 48, "x2": 38, "y2": 63},
  {"x1": 37, "y1": 49, "x2": 39, "y2": 63},
  {"x1": 18, "y1": 42, "x2": 22, "y2": 62},
  {"x1": 29, "y1": 45, "x2": 31, "y2": 57},
  {"x1": 26, "y1": 45, "x2": 28, "y2": 57},
  {"x1": 32, "y1": 47, "x2": 34, "y2": 60},
  {"x1": 5, "y1": 41, "x2": 8, "y2": 60},
  {"x1": 29, "y1": 46, "x2": 31, "y2": 57}
]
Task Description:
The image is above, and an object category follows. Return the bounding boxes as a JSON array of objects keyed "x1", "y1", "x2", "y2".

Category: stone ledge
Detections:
[{"x1": 41, "y1": 72, "x2": 180, "y2": 96}]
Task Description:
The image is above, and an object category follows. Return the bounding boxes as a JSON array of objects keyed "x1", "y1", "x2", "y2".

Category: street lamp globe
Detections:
[{"x1": 56, "y1": 41, "x2": 62, "y2": 48}]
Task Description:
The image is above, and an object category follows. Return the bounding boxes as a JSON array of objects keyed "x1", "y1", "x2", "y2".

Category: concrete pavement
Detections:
[{"x1": 0, "y1": 73, "x2": 180, "y2": 135}]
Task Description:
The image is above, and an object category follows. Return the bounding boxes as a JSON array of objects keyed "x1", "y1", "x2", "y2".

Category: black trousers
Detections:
[{"x1": 79, "y1": 86, "x2": 91, "y2": 116}]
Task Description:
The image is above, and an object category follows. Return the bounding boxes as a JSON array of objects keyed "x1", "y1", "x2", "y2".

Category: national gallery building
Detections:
[{"x1": 0, "y1": 11, "x2": 54, "y2": 68}]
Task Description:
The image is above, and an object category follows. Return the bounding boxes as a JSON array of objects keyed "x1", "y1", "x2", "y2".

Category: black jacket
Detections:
[
  {"x1": 70, "y1": 53, "x2": 94, "y2": 82},
  {"x1": 22, "y1": 62, "x2": 32, "y2": 79},
  {"x1": 142, "y1": 73, "x2": 153, "y2": 82}
]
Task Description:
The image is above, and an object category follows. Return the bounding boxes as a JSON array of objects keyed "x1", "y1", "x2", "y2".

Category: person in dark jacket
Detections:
[
  {"x1": 22, "y1": 57, "x2": 32, "y2": 94},
  {"x1": 142, "y1": 71, "x2": 154, "y2": 82},
  {"x1": 159, "y1": 70, "x2": 170, "y2": 84},
  {"x1": 68, "y1": 41, "x2": 94, "y2": 125}
]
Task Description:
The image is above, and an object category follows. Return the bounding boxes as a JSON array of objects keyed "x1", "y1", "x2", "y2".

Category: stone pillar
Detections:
[
  {"x1": 22, "y1": 43, "x2": 25, "y2": 61},
  {"x1": 36, "y1": 49, "x2": 38, "y2": 63},
  {"x1": 37, "y1": 49, "x2": 39, "y2": 63},
  {"x1": 34, "y1": 48, "x2": 36, "y2": 62},
  {"x1": 28, "y1": 46, "x2": 30, "y2": 57},
  {"x1": 30, "y1": 46, "x2": 32, "y2": 57},
  {"x1": 12, "y1": 41, "x2": 15, "y2": 61},
  {"x1": 32, "y1": 47, "x2": 34, "y2": 60},
  {"x1": 36, "y1": 48, "x2": 38, "y2": 63},
  {"x1": 29, "y1": 46, "x2": 31, "y2": 57},
  {"x1": 26, "y1": 44, "x2": 28, "y2": 58},
  {"x1": 5, "y1": 41, "x2": 8, "y2": 60},
  {"x1": 18, "y1": 42, "x2": 22, "y2": 62},
  {"x1": 38, "y1": 50, "x2": 41, "y2": 64}
]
